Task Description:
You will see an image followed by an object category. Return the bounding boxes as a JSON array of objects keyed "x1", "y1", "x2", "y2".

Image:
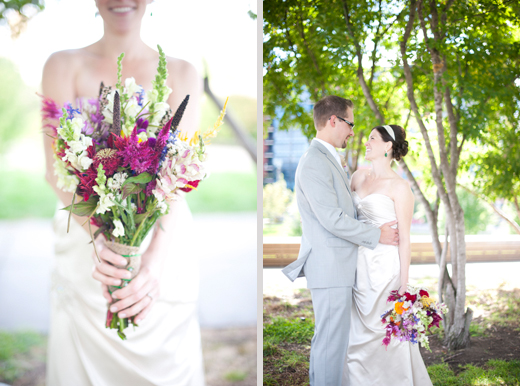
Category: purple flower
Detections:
[{"x1": 136, "y1": 117, "x2": 149, "y2": 130}]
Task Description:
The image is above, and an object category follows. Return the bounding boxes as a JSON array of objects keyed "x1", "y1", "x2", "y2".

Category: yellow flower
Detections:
[
  {"x1": 420, "y1": 296, "x2": 434, "y2": 307},
  {"x1": 189, "y1": 130, "x2": 200, "y2": 146},
  {"x1": 178, "y1": 131, "x2": 189, "y2": 142},
  {"x1": 202, "y1": 97, "x2": 229, "y2": 141}
]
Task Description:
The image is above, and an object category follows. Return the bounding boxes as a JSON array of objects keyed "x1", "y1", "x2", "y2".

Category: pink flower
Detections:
[
  {"x1": 106, "y1": 309, "x2": 113, "y2": 328},
  {"x1": 39, "y1": 94, "x2": 62, "y2": 136}
]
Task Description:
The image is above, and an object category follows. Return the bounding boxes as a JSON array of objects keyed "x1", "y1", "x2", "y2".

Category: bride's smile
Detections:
[{"x1": 110, "y1": 6, "x2": 136, "y2": 14}]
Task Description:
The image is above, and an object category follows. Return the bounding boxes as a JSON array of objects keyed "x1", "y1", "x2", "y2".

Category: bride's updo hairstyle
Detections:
[{"x1": 374, "y1": 125, "x2": 409, "y2": 161}]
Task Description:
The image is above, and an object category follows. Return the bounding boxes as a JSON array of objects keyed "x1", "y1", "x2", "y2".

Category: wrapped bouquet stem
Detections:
[
  {"x1": 43, "y1": 45, "x2": 228, "y2": 340},
  {"x1": 105, "y1": 241, "x2": 141, "y2": 339}
]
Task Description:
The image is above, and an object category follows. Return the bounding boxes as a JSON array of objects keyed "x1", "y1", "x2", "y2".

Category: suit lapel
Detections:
[{"x1": 311, "y1": 140, "x2": 352, "y2": 195}]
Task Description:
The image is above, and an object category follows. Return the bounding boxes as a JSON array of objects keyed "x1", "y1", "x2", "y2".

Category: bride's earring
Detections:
[{"x1": 385, "y1": 152, "x2": 387, "y2": 157}]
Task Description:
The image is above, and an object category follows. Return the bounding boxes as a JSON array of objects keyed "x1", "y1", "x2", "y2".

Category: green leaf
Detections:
[
  {"x1": 134, "y1": 212, "x2": 150, "y2": 224},
  {"x1": 122, "y1": 182, "x2": 143, "y2": 200},
  {"x1": 61, "y1": 196, "x2": 98, "y2": 217},
  {"x1": 122, "y1": 173, "x2": 153, "y2": 187}
]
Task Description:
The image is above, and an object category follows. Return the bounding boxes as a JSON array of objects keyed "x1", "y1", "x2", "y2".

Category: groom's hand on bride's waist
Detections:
[{"x1": 378, "y1": 220, "x2": 399, "y2": 246}]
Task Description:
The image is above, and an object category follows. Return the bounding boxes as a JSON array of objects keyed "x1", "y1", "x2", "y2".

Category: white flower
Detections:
[
  {"x1": 107, "y1": 172, "x2": 128, "y2": 191},
  {"x1": 163, "y1": 86, "x2": 172, "y2": 102},
  {"x1": 137, "y1": 131, "x2": 148, "y2": 143},
  {"x1": 124, "y1": 98, "x2": 140, "y2": 117},
  {"x1": 102, "y1": 90, "x2": 117, "y2": 124},
  {"x1": 68, "y1": 135, "x2": 93, "y2": 154},
  {"x1": 112, "y1": 219, "x2": 125, "y2": 238},
  {"x1": 155, "y1": 101, "x2": 169, "y2": 113},
  {"x1": 124, "y1": 77, "x2": 140, "y2": 96},
  {"x1": 157, "y1": 200, "x2": 168, "y2": 214},
  {"x1": 62, "y1": 149, "x2": 93, "y2": 171},
  {"x1": 53, "y1": 155, "x2": 79, "y2": 192},
  {"x1": 77, "y1": 151, "x2": 93, "y2": 170},
  {"x1": 96, "y1": 192, "x2": 115, "y2": 214},
  {"x1": 103, "y1": 108, "x2": 113, "y2": 124},
  {"x1": 146, "y1": 89, "x2": 159, "y2": 104}
]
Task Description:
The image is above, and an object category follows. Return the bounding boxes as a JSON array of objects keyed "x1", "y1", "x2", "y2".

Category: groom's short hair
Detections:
[{"x1": 313, "y1": 96, "x2": 354, "y2": 130}]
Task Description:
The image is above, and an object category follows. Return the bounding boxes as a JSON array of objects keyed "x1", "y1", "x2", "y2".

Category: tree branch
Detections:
[
  {"x1": 400, "y1": 0, "x2": 444, "y2": 193},
  {"x1": 342, "y1": 0, "x2": 385, "y2": 124},
  {"x1": 369, "y1": 0, "x2": 383, "y2": 89},
  {"x1": 459, "y1": 184, "x2": 520, "y2": 235}
]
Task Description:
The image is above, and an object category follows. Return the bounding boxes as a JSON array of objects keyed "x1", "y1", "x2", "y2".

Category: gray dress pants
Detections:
[{"x1": 310, "y1": 287, "x2": 353, "y2": 386}]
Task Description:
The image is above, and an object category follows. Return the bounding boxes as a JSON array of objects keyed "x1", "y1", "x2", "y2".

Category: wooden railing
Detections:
[{"x1": 263, "y1": 236, "x2": 520, "y2": 268}]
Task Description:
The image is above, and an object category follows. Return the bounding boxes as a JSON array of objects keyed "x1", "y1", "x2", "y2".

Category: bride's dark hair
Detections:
[{"x1": 373, "y1": 125, "x2": 409, "y2": 161}]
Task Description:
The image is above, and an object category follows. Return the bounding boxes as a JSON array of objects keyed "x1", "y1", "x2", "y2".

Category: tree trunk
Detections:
[{"x1": 404, "y1": 0, "x2": 471, "y2": 350}]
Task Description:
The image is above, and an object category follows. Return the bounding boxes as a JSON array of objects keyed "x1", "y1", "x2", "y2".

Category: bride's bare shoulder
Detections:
[
  {"x1": 165, "y1": 57, "x2": 200, "y2": 90},
  {"x1": 44, "y1": 49, "x2": 85, "y2": 72},
  {"x1": 42, "y1": 49, "x2": 85, "y2": 100},
  {"x1": 391, "y1": 176, "x2": 414, "y2": 202},
  {"x1": 351, "y1": 168, "x2": 369, "y2": 191}
]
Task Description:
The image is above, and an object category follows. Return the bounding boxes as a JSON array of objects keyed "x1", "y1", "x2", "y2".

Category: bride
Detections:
[
  {"x1": 42, "y1": 1, "x2": 204, "y2": 384},
  {"x1": 343, "y1": 125, "x2": 433, "y2": 385}
]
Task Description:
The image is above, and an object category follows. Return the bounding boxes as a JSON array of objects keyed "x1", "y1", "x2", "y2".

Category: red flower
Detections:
[
  {"x1": 419, "y1": 289, "x2": 430, "y2": 298},
  {"x1": 93, "y1": 148, "x2": 121, "y2": 177},
  {"x1": 180, "y1": 179, "x2": 200, "y2": 192},
  {"x1": 75, "y1": 146, "x2": 98, "y2": 201},
  {"x1": 404, "y1": 292, "x2": 417, "y2": 303}
]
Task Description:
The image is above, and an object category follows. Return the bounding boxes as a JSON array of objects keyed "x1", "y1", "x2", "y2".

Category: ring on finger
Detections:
[{"x1": 146, "y1": 293, "x2": 153, "y2": 301}]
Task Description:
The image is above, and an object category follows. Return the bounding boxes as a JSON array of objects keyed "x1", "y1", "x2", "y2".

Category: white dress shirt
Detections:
[{"x1": 313, "y1": 138, "x2": 342, "y2": 169}]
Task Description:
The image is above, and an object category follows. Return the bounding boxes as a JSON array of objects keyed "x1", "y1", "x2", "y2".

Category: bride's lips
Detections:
[{"x1": 109, "y1": 6, "x2": 136, "y2": 15}]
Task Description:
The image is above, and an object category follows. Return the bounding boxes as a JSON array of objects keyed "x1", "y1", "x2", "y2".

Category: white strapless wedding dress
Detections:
[
  {"x1": 46, "y1": 198, "x2": 205, "y2": 386},
  {"x1": 342, "y1": 192, "x2": 432, "y2": 386}
]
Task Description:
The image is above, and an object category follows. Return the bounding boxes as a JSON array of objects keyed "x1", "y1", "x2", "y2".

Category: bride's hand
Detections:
[
  {"x1": 91, "y1": 244, "x2": 161, "y2": 323},
  {"x1": 104, "y1": 254, "x2": 162, "y2": 324},
  {"x1": 91, "y1": 243, "x2": 132, "y2": 302}
]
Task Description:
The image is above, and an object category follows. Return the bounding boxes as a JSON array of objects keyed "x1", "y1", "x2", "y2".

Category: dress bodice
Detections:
[{"x1": 352, "y1": 192, "x2": 397, "y2": 227}]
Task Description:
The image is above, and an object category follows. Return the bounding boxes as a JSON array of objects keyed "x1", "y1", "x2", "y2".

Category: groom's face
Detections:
[{"x1": 335, "y1": 108, "x2": 355, "y2": 149}]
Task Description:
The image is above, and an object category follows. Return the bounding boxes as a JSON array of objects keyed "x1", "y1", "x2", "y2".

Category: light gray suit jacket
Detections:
[{"x1": 282, "y1": 140, "x2": 381, "y2": 289}]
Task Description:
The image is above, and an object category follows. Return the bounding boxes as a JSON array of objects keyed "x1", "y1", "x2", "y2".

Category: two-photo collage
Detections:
[{"x1": 1, "y1": 0, "x2": 519, "y2": 385}]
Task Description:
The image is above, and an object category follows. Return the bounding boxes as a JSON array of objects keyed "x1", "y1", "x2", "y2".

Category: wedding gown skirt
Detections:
[
  {"x1": 46, "y1": 198, "x2": 205, "y2": 386},
  {"x1": 343, "y1": 192, "x2": 432, "y2": 386}
]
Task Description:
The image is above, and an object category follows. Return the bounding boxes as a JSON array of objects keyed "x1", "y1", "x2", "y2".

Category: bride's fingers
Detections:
[
  {"x1": 101, "y1": 284, "x2": 112, "y2": 302},
  {"x1": 120, "y1": 293, "x2": 154, "y2": 319},
  {"x1": 110, "y1": 283, "x2": 155, "y2": 318},
  {"x1": 92, "y1": 266, "x2": 123, "y2": 286},
  {"x1": 111, "y1": 267, "x2": 154, "y2": 300},
  {"x1": 95, "y1": 244, "x2": 129, "y2": 267},
  {"x1": 96, "y1": 261, "x2": 132, "y2": 280},
  {"x1": 134, "y1": 298, "x2": 154, "y2": 324}
]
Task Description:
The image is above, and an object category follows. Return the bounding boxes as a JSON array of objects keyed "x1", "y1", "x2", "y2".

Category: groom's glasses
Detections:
[{"x1": 336, "y1": 116, "x2": 355, "y2": 129}]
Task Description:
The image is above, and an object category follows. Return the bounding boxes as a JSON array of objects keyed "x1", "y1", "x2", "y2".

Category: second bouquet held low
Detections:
[{"x1": 44, "y1": 46, "x2": 228, "y2": 340}]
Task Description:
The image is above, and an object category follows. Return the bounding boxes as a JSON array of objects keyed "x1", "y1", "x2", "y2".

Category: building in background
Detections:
[{"x1": 263, "y1": 109, "x2": 310, "y2": 190}]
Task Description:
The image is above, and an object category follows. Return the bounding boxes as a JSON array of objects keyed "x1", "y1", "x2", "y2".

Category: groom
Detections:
[{"x1": 282, "y1": 95, "x2": 399, "y2": 385}]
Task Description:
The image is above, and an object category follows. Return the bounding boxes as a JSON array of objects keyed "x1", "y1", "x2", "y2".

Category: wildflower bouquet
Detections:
[
  {"x1": 380, "y1": 285, "x2": 447, "y2": 352},
  {"x1": 42, "y1": 45, "x2": 227, "y2": 340}
]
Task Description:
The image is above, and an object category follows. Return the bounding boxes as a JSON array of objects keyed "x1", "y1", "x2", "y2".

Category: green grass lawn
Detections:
[
  {"x1": 0, "y1": 169, "x2": 256, "y2": 219},
  {"x1": 263, "y1": 289, "x2": 520, "y2": 386},
  {"x1": 0, "y1": 331, "x2": 47, "y2": 383}
]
